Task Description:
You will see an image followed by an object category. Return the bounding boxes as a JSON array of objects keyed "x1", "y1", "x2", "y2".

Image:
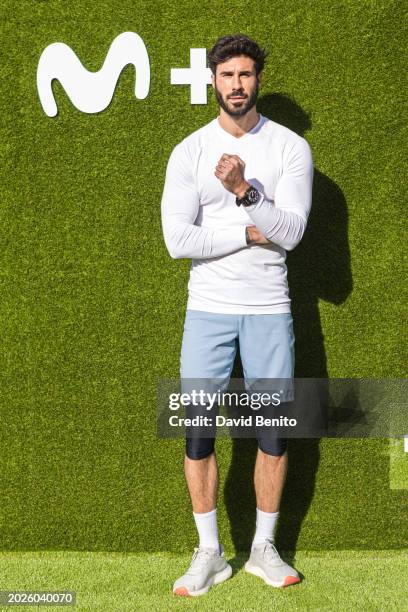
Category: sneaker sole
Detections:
[
  {"x1": 173, "y1": 563, "x2": 233, "y2": 597},
  {"x1": 245, "y1": 561, "x2": 300, "y2": 588}
]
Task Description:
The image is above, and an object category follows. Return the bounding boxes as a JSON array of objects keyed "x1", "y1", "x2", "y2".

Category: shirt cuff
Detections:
[{"x1": 224, "y1": 225, "x2": 248, "y2": 250}]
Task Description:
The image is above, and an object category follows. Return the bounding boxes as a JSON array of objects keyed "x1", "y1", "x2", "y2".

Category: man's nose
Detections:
[{"x1": 231, "y1": 73, "x2": 242, "y2": 90}]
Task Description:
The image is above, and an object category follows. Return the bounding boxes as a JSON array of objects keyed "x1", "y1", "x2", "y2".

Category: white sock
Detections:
[
  {"x1": 193, "y1": 508, "x2": 220, "y2": 552},
  {"x1": 252, "y1": 508, "x2": 279, "y2": 547}
]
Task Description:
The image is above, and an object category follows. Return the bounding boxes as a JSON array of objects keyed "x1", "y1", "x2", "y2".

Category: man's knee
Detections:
[
  {"x1": 257, "y1": 437, "x2": 288, "y2": 457},
  {"x1": 185, "y1": 437, "x2": 215, "y2": 460}
]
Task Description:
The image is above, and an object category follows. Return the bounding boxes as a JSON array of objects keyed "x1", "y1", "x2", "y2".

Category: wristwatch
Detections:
[{"x1": 236, "y1": 184, "x2": 261, "y2": 207}]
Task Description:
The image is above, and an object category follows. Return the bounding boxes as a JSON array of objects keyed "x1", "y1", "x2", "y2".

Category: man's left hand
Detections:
[{"x1": 215, "y1": 154, "x2": 249, "y2": 198}]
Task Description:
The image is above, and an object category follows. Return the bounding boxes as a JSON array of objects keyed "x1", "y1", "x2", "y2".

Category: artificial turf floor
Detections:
[{"x1": 0, "y1": 549, "x2": 407, "y2": 611}]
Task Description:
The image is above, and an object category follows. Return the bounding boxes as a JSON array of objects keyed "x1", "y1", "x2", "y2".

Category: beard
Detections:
[{"x1": 214, "y1": 79, "x2": 259, "y2": 117}]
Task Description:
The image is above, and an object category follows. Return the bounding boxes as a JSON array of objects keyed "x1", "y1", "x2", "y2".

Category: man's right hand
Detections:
[{"x1": 246, "y1": 225, "x2": 270, "y2": 245}]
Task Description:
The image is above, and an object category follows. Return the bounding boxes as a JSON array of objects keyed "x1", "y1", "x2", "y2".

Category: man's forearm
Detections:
[
  {"x1": 244, "y1": 194, "x2": 306, "y2": 251},
  {"x1": 162, "y1": 219, "x2": 248, "y2": 260},
  {"x1": 215, "y1": 139, "x2": 313, "y2": 252}
]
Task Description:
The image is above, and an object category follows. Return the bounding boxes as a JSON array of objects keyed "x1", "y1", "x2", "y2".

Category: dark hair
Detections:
[{"x1": 207, "y1": 34, "x2": 267, "y2": 76}]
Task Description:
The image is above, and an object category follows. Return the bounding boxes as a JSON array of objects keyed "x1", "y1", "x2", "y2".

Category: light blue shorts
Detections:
[
  {"x1": 180, "y1": 310, "x2": 295, "y2": 457},
  {"x1": 180, "y1": 309, "x2": 295, "y2": 385}
]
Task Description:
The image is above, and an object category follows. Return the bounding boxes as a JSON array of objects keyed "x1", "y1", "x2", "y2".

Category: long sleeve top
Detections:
[{"x1": 161, "y1": 114, "x2": 313, "y2": 314}]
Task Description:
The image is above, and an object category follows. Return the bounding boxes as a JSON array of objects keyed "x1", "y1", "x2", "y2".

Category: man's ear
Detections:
[
  {"x1": 211, "y1": 73, "x2": 215, "y2": 90},
  {"x1": 257, "y1": 71, "x2": 263, "y2": 86}
]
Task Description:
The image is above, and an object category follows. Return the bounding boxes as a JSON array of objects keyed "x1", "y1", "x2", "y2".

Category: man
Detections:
[{"x1": 161, "y1": 33, "x2": 313, "y2": 596}]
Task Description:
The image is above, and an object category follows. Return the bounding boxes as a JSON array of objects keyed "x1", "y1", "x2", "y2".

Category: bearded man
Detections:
[{"x1": 161, "y1": 33, "x2": 314, "y2": 596}]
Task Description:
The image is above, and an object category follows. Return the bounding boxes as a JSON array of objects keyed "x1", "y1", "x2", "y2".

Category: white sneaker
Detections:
[
  {"x1": 245, "y1": 538, "x2": 300, "y2": 587},
  {"x1": 173, "y1": 544, "x2": 232, "y2": 597}
]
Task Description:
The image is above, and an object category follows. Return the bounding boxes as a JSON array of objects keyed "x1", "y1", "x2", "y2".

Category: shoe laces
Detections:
[
  {"x1": 187, "y1": 547, "x2": 214, "y2": 575},
  {"x1": 262, "y1": 538, "x2": 283, "y2": 565}
]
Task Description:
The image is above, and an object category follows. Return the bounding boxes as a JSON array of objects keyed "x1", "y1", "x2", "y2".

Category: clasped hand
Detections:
[{"x1": 214, "y1": 154, "x2": 248, "y2": 196}]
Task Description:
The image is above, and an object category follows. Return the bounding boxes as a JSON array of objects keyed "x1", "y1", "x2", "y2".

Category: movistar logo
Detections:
[
  {"x1": 37, "y1": 32, "x2": 150, "y2": 117},
  {"x1": 37, "y1": 32, "x2": 212, "y2": 117}
]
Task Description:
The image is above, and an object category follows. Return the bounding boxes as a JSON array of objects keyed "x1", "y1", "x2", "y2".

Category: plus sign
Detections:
[{"x1": 170, "y1": 48, "x2": 212, "y2": 104}]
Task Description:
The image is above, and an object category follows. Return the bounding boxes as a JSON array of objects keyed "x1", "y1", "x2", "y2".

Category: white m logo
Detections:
[{"x1": 37, "y1": 32, "x2": 150, "y2": 117}]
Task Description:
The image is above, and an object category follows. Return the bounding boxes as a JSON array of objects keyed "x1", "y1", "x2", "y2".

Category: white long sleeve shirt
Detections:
[{"x1": 161, "y1": 113, "x2": 313, "y2": 314}]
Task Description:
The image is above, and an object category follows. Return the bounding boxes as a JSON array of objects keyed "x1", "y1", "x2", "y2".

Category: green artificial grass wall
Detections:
[{"x1": 0, "y1": 0, "x2": 406, "y2": 552}]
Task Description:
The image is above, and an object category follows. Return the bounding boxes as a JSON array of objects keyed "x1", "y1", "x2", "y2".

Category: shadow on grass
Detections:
[{"x1": 224, "y1": 93, "x2": 352, "y2": 568}]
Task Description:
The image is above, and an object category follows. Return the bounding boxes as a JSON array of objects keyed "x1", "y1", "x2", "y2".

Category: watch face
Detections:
[{"x1": 244, "y1": 187, "x2": 260, "y2": 206}]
